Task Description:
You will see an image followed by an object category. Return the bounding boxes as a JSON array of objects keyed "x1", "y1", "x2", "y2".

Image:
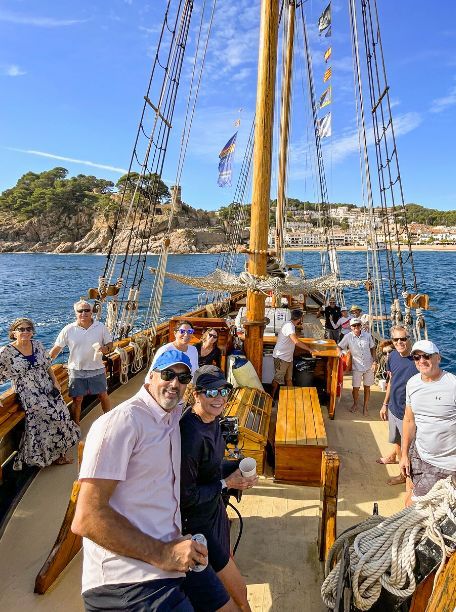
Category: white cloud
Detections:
[
  {"x1": 0, "y1": 10, "x2": 86, "y2": 27},
  {"x1": 4, "y1": 64, "x2": 26, "y2": 77},
  {"x1": 430, "y1": 85, "x2": 456, "y2": 114},
  {"x1": 7, "y1": 148, "x2": 127, "y2": 174}
]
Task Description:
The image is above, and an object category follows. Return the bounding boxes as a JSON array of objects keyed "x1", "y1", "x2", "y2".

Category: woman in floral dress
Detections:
[{"x1": 0, "y1": 317, "x2": 80, "y2": 470}]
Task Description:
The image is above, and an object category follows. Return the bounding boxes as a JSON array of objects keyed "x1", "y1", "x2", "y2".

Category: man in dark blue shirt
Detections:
[{"x1": 376, "y1": 325, "x2": 417, "y2": 485}]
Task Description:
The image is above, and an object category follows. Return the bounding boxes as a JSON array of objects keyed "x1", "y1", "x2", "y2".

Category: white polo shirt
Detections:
[
  {"x1": 79, "y1": 385, "x2": 183, "y2": 593},
  {"x1": 339, "y1": 330, "x2": 375, "y2": 372},
  {"x1": 54, "y1": 320, "x2": 112, "y2": 371}
]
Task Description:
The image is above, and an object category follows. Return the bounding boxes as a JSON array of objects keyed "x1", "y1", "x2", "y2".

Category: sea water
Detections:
[{"x1": 0, "y1": 251, "x2": 454, "y2": 393}]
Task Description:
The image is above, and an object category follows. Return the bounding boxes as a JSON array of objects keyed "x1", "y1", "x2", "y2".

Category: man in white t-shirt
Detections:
[
  {"x1": 72, "y1": 349, "x2": 236, "y2": 611},
  {"x1": 338, "y1": 318, "x2": 377, "y2": 415},
  {"x1": 400, "y1": 340, "x2": 456, "y2": 505},
  {"x1": 50, "y1": 300, "x2": 113, "y2": 424},
  {"x1": 271, "y1": 309, "x2": 312, "y2": 399}
]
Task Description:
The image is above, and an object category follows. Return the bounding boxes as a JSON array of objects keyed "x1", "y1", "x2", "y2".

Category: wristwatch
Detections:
[{"x1": 220, "y1": 479, "x2": 228, "y2": 491}]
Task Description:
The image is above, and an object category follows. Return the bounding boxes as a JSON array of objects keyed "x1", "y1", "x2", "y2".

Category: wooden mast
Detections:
[
  {"x1": 243, "y1": 0, "x2": 280, "y2": 376},
  {"x1": 276, "y1": 0, "x2": 295, "y2": 265}
]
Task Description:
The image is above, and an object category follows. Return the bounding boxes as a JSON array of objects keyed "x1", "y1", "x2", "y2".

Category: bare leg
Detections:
[
  {"x1": 217, "y1": 558, "x2": 250, "y2": 612},
  {"x1": 285, "y1": 378, "x2": 293, "y2": 387},
  {"x1": 350, "y1": 387, "x2": 360, "y2": 412},
  {"x1": 271, "y1": 381, "x2": 279, "y2": 400},
  {"x1": 98, "y1": 391, "x2": 111, "y2": 413},
  {"x1": 217, "y1": 598, "x2": 241, "y2": 612},
  {"x1": 71, "y1": 396, "x2": 83, "y2": 425},
  {"x1": 387, "y1": 442, "x2": 406, "y2": 484},
  {"x1": 404, "y1": 476, "x2": 414, "y2": 507},
  {"x1": 363, "y1": 385, "x2": 370, "y2": 415}
]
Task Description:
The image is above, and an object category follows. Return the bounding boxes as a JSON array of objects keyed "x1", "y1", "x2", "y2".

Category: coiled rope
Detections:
[
  {"x1": 321, "y1": 477, "x2": 456, "y2": 611},
  {"x1": 129, "y1": 334, "x2": 150, "y2": 374},
  {"x1": 114, "y1": 347, "x2": 129, "y2": 385}
]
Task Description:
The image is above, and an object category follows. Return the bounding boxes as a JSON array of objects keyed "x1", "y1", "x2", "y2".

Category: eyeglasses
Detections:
[
  {"x1": 392, "y1": 336, "x2": 409, "y2": 343},
  {"x1": 199, "y1": 388, "x2": 231, "y2": 398},
  {"x1": 76, "y1": 308, "x2": 92, "y2": 313},
  {"x1": 16, "y1": 326, "x2": 33, "y2": 332},
  {"x1": 178, "y1": 328, "x2": 194, "y2": 335},
  {"x1": 412, "y1": 353, "x2": 434, "y2": 362},
  {"x1": 159, "y1": 369, "x2": 192, "y2": 384},
  {"x1": 208, "y1": 334, "x2": 218, "y2": 339}
]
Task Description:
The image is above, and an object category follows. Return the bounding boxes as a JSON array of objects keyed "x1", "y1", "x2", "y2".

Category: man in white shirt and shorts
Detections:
[
  {"x1": 338, "y1": 318, "x2": 377, "y2": 415},
  {"x1": 50, "y1": 300, "x2": 113, "y2": 424},
  {"x1": 72, "y1": 348, "x2": 238, "y2": 611},
  {"x1": 400, "y1": 340, "x2": 456, "y2": 506},
  {"x1": 271, "y1": 309, "x2": 312, "y2": 399}
]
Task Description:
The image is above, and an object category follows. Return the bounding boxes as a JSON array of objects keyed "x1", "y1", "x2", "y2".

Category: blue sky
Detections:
[{"x1": 1, "y1": 0, "x2": 455, "y2": 211}]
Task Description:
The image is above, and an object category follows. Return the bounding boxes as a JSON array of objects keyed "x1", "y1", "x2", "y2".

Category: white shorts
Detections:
[{"x1": 352, "y1": 369, "x2": 375, "y2": 388}]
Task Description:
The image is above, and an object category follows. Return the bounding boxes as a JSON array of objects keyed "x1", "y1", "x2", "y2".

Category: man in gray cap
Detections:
[{"x1": 400, "y1": 339, "x2": 456, "y2": 505}]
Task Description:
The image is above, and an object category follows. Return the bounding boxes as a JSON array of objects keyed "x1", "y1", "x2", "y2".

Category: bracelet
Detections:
[{"x1": 382, "y1": 403, "x2": 389, "y2": 407}]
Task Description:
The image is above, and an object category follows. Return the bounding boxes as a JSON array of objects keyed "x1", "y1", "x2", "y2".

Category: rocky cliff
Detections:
[{"x1": 0, "y1": 204, "x2": 235, "y2": 254}]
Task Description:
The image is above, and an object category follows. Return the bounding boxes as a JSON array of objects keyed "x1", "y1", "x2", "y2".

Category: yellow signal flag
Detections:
[
  {"x1": 324, "y1": 47, "x2": 332, "y2": 62},
  {"x1": 323, "y1": 67, "x2": 332, "y2": 82}
]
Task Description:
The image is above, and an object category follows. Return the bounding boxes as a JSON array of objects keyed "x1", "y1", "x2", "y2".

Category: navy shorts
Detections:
[
  {"x1": 69, "y1": 372, "x2": 107, "y2": 397},
  {"x1": 83, "y1": 578, "x2": 192, "y2": 611}
]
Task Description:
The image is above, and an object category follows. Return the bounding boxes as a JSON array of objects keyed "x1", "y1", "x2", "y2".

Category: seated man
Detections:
[{"x1": 72, "y1": 349, "x2": 238, "y2": 611}]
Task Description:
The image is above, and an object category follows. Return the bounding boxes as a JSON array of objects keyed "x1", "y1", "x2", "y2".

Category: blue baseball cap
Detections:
[{"x1": 152, "y1": 349, "x2": 191, "y2": 372}]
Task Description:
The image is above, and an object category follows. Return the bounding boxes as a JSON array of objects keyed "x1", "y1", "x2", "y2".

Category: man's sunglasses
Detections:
[
  {"x1": 198, "y1": 388, "x2": 231, "y2": 398},
  {"x1": 178, "y1": 328, "x2": 194, "y2": 335},
  {"x1": 160, "y1": 369, "x2": 192, "y2": 384},
  {"x1": 76, "y1": 308, "x2": 92, "y2": 313},
  {"x1": 392, "y1": 336, "x2": 409, "y2": 343},
  {"x1": 412, "y1": 353, "x2": 434, "y2": 362},
  {"x1": 16, "y1": 326, "x2": 33, "y2": 332}
]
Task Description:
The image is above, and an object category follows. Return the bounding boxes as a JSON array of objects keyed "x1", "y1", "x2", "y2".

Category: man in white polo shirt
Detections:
[
  {"x1": 338, "y1": 317, "x2": 377, "y2": 415},
  {"x1": 72, "y1": 349, "x2": 235, "y2": 611},
  {"x1": 50, "y1": 300, "x2": 113, "y2": 424}
]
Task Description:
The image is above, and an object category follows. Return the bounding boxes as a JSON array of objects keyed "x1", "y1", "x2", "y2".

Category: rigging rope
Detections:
[
  {"x1": 321, "y1": 477, "x2": 456, "y2": 611},
  {"x1": 114, "y1": 346, "x2": 130, "y2": 385}
]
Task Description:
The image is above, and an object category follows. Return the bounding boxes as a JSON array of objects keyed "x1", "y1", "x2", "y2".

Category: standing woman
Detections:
[
  {"x1": 196, "y1": 328, "x2": 222, "y2": 367},
  {"x1": 147, "y1": 319, "x2": 199, "y2": 376},
  {"x1": 0, "y1": 318, "x2": 80, "y2": 470},
  {"x1": 180, "y1": 365, "x2": 257, "y2": 611}
]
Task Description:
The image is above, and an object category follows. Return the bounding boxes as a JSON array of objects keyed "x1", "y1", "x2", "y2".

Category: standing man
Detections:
[
  {"x1": 318, "y1": 297, "x2": 342, "y2": 342},
  {"x1": 72, "y1": 349, "x2": 236, "y2": 611},
  {"x1": 271, "y1": 309, "x2": 312, "y2": 399},
  {"x1": 349, "y1": 304, "x2": 370, "y2": 331},
  {"x1": 49, "y1": 300, "x2": 113, "y2": 424},
  {"x1": 338, "y1": 318, "x2": 377, "y2": 414},
  {"x1": 400, "y1": 340, "x2": 456, "y2": 505},
  {"x1": 376, "y1": 325, "x2": 417, "y2": 485}
]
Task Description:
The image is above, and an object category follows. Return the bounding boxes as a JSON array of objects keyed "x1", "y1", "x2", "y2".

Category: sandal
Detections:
[{"x1": 376, "y1": 456, "x2": 398, "y2": 465}]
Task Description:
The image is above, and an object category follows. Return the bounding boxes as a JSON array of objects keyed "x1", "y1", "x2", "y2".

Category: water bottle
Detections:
[{"x1": 191, "y1": 533, "x2": 208, "y2": 572}]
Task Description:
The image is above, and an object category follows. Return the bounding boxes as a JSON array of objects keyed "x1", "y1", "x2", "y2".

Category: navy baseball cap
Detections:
[
  {"x1": 152, "y1": 349, "x2": 191, "y2": 372},
  {"x1": 193, "y1": 365, "x2": 233, "y2": 390}
]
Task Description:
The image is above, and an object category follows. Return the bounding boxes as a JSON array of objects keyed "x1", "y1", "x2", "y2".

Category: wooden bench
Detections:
[{"x1": 275, "y1": 386, "x2": 327, "y2": 486}]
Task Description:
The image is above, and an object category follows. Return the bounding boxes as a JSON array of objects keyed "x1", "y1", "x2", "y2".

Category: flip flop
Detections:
[
  {"x1": 376, "y1": 456, "x2": 398, "y2": 465},
  {"x1": 387, "y1": 474, "x2": 406, "y2": 485}
]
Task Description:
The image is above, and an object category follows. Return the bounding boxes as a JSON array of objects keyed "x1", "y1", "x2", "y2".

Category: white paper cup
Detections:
[{"x1": 239, "y1": 457, "x2": 257, "y2": 478}]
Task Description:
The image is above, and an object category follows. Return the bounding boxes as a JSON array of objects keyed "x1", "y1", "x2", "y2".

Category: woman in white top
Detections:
[{"x1": 148, "y1": 320, "x2": 199, "y2": 376}]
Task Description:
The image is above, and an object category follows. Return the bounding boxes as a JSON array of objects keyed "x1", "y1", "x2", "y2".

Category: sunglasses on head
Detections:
[
  {"x1": 77, "y1": 308, "x2": 92, "y2": 313},
  {"x1": 159, "y1": 368, "x2": 192, "y2": 384},
  {"x1": 16, "y1": 326, "x2": 33, "y2": 332},
  {"x1": 199, "y1": 388, "x2": 231, "y2": 398},
  {"x1": 178, "y1": 328, "x2": 194, "y2": 335},
  {"x1": 392, "y1": 336, "x2": 409, "y2": 343},
  {"x1": 412, "y1": 353, "x2": 434, "y2": 362}
]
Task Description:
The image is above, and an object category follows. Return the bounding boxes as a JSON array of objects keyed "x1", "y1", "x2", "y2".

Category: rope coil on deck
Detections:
[
  {"x1": 129, "y1": 334, "x2": 149, "y2": 374},
  {"x1": 321, "y1": 477, "x2": 456, "y2": 610}
]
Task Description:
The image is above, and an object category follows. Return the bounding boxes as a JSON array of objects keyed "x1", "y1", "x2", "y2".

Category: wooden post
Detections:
[
  {"x1": 410, "y1": 553, "x2": 456, "y2": 612},
  {"x1": 276, "y1": 0, "x2": 295, "y2": 264},
  {"x1": 318, "y1": 449, "x2": 340, "y2": 562},
  {"x1": 244, "y1": 0, "x2": 280, "y2": 377}
]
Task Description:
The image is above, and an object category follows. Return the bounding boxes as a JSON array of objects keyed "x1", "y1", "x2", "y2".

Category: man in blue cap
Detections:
[{"x1": 72, "y1": 349, "x2": 235, "y2": 611}]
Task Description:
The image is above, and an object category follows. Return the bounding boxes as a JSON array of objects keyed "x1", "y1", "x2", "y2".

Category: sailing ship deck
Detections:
[{"x1": 0, "y1": 373, "x2": 406, "y2": 611}]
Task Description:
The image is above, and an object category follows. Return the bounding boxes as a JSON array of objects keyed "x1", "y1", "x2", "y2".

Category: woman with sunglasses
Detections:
[
  {"x1": 195, "y1": 328, "x2": 222, "y2": 368},
  {"x1": 180, "y1": 366, "x2": 256, "y2": 611},
  {"x1": 0, "y1": 318, "x2": 80, "y2": 470},
  {"x1": 148, "y1": 320, "x2": 199, "y2": 376}
]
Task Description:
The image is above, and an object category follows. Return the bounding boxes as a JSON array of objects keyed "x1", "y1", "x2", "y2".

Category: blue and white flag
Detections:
[{"x1": 217, "y1": 132, "x2": 238, "y2": 187}]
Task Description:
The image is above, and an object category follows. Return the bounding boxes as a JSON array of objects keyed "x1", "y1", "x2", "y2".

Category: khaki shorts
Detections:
[
  {"x1": 352, "y1": 369, "x2": 375, "y2": 388},
  {"x1": 273, "y1": 358, "x2": 293, "y2": 385}
]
